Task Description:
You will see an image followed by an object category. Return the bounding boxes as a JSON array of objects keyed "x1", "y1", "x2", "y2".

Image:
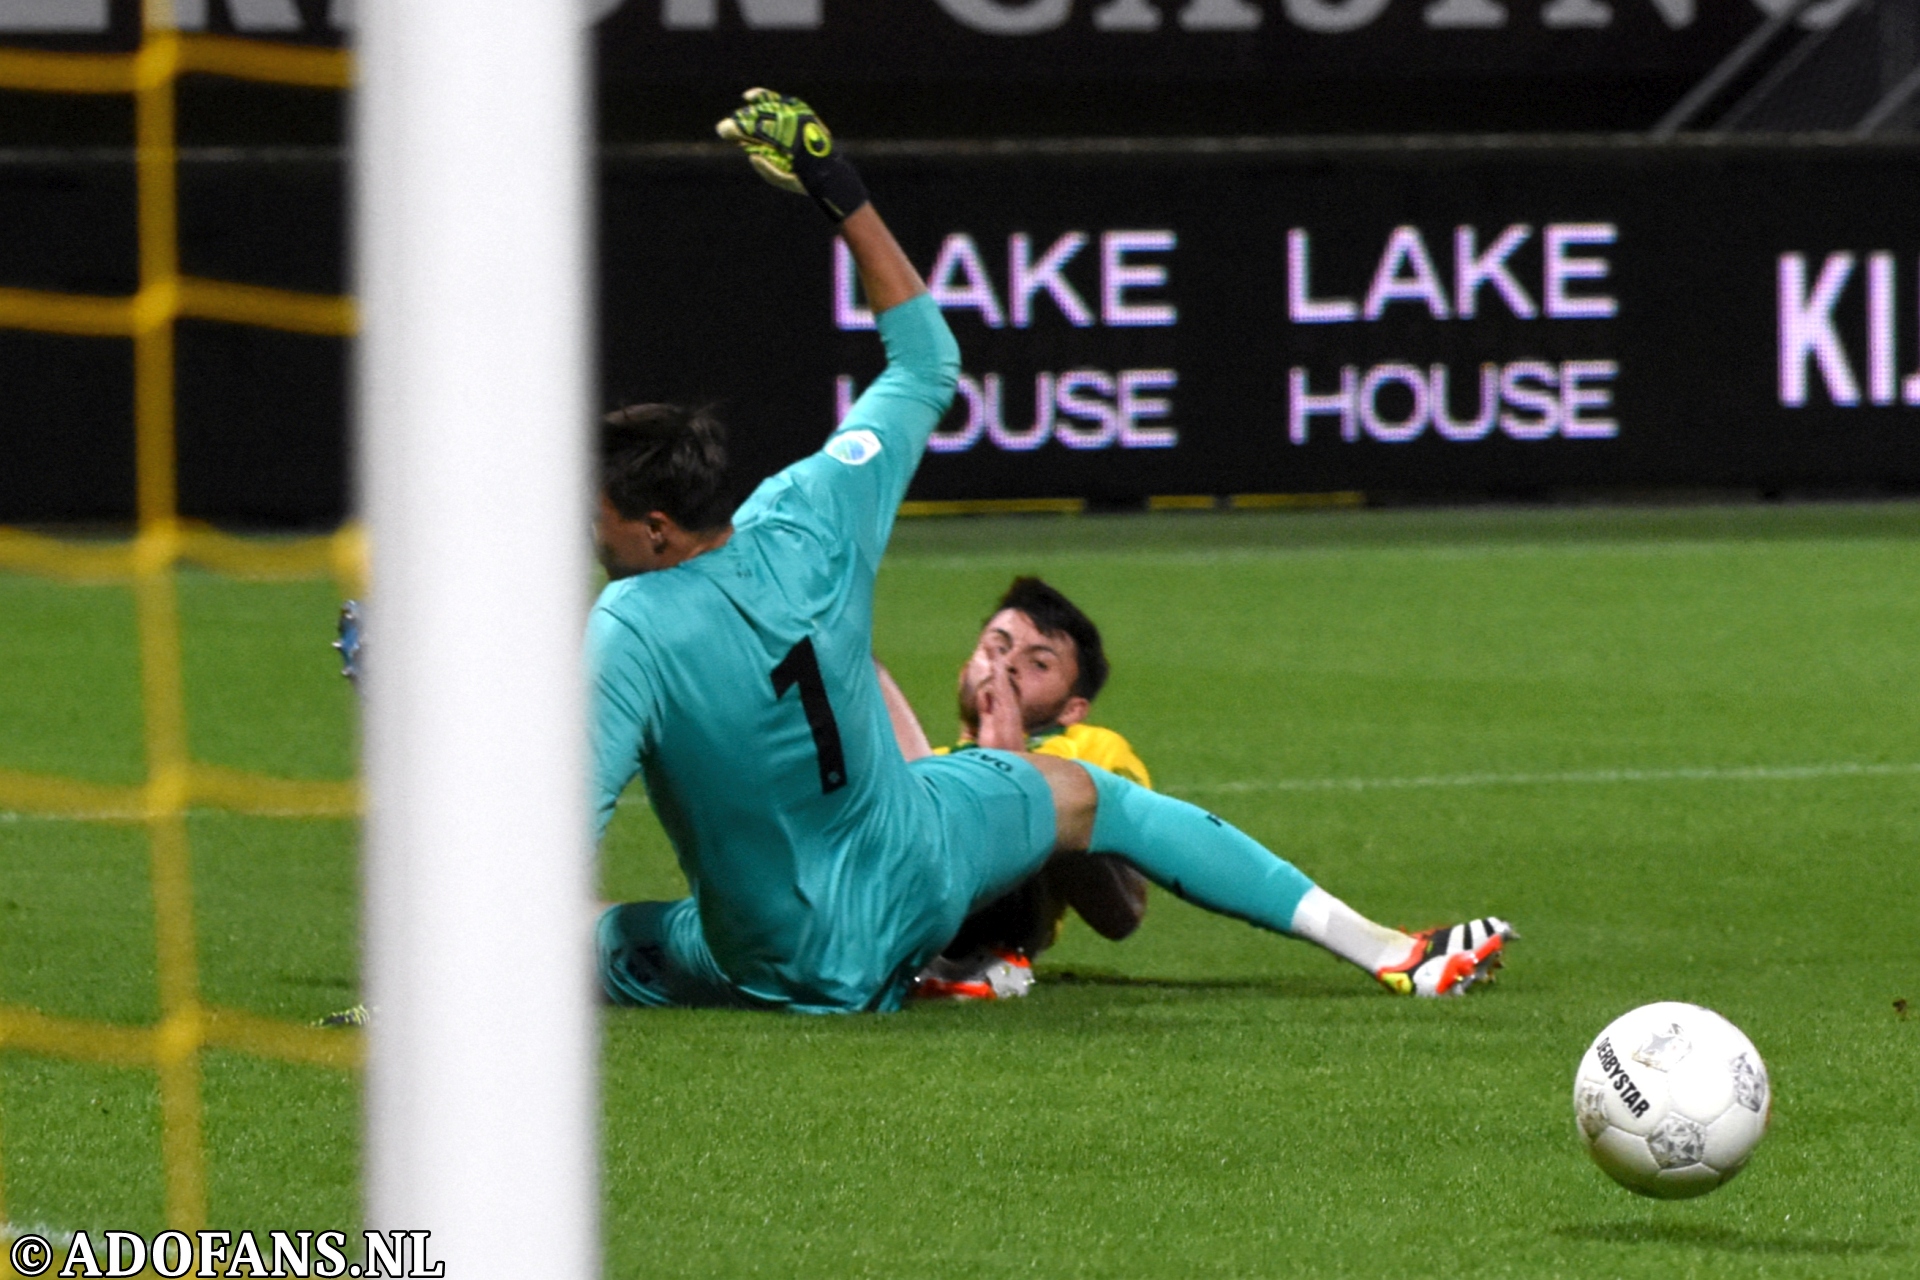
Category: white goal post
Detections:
[{"x1": 354, "y1": 3, "x2": 597, "y2": 1277}]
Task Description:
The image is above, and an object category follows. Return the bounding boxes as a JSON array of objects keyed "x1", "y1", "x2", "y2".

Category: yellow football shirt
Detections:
[
  {"x1": 1026, "y1": 723, "x2": 1151, "y2": 790},
  {"x1": 941, "y1": 723, "x2": 1151, "y2": 791},
  {"x1": 934, "y1": 723, "x2": 1152, "y2": 952}
]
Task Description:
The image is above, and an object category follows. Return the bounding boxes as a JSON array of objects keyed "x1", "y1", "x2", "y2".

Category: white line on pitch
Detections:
[
  {"x1": 7, "y1": 759, "x2": 1912, "y2": 821},
  {"x1": 1169, "y1": 761, "x2": 1920, "y2": 796},
  {"x1": 11, "y1": 763, "x2": 1915, "y2": 823},
  {"x1": 593, "y1": 759, "x2": 1920, "y2": 813}
]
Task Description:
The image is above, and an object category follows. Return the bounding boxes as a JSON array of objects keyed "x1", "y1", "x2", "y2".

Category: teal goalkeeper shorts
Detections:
[{"x1": 597, "y1": 748, "x2": 1059, "y2": 1012}]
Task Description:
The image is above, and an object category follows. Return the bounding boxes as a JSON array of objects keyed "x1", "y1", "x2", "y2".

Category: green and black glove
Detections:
[{"x1": 716, "y1": 88, "x2": 870, "y2": 224}]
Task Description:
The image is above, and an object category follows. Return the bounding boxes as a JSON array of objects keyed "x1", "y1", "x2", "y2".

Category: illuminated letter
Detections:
[
  {"x1": 662, "y1": 0, "x2": 821, "y2": 28},
  {"x1": 1288, "y1": 230, "x2": 1357, "y2": 323},
  {"x1": 1908, "y1": 261, "x2": 1920, "y2": 406},
  {"x1": 930, "y1": 234, "x2": 1008, "y2": 328},
  {"x1": 1285, "y1": 0, "x2": 1388, "y2": 30},
  {"x1": 1056, "y1": 370, "x2": 1121, "y2": 448},
  {"x1": 833, "y1": 237, "x2": 876, "y2": 331},
  {"x1": 1010, "y1": 232, "x2": 1094, "y2": 327},
  {"x1": 1455, "y1": 224, "x2": 1536, "y2": 320},
  {"x1": 1180, "y1": 0, "x2": 1262, "y2": 28},
  {"x1": 990, "y1": 373, "x2": 1056, "y2": 450},
  {"x1": 1430, "y1": 363, "x2": 1498, "y2": 441},
  {"x1": 1118, "y1": 369, "x2": 1179, "y2": 447},
  {"x1": 931, "y1": 0, "x2": 1071, "y2": 34},
  {"x1": 1869, "y1": 251, "x2": 1895, "y2": 405},
  {"x1": 1542, "y1": 0, "x2": 1611, "y2": 26},
  {"x1": 1422, "y1": 0, "x2": 1504, "y2": 26},
  {"x1": 0, "y1": 0, "x2": 106, "y2": 29},
  {"x1": 1289, "y1": 366, "x2": 1358, "y2": 444},
  {"x1": 1102, "y1": 231, "x2": 1177, "y2": 326},
  {"x1": 1093, "y1": 0, "x2": 1161, "y2": 27},
  {"x1": 1360, "y1": 363, "x2": 1430, "y2": 442},
  {"x1": 1777, "y1": 252, "x2": 1859, "y2": 407},
  {"x1": 1544, "y1": 223, "x2": 1617, "y2": 319},
  {"x1": 1559, "y1": 360, "x2": 1618, "y2": 437},
  {"x1": 1365, "y1": 226, "x2": 1450, "y2": 320},
  {"x1": 929, "y1": 376, "x2": 990, "y2": 452},
  {"x1": 1499, "y1": 361, "x2": 1561, "y2": 439}
]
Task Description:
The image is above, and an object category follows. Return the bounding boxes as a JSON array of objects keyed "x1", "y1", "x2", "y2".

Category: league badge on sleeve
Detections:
[{"x1": 826, "y1": 429, "x2": 883, "y2": 466}]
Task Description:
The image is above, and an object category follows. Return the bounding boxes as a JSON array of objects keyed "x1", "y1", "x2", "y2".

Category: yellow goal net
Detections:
[{"x1": 0, "y1": 8, "x2": 359, "y2": 1239}]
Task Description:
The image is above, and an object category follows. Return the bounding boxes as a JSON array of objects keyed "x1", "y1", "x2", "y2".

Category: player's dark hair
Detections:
[
  {"x1": 599, "y1": 403, "x2": 734, "y2": 532},
  {"x1": 995, "y1": 576, "x2": 1109, "y2": 702}
]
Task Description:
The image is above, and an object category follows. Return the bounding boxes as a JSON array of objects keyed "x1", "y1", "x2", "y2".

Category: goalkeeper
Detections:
[{"x1": 592, "y1": 90, "x2": 1514, "y2": 1012}]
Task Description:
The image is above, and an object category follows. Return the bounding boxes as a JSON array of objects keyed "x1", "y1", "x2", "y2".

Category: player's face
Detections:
[
  {"x1": 963, "y1": 608, "x2": 1088, "y2": 733},
  {"x1": 594, "y1": 492, "x2": 663, "y2": 579}
]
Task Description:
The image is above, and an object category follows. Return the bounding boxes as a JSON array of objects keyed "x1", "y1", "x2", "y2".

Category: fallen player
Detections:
[{"x1": 878, "y1": 576, "x2": 1156, "y2": 999}]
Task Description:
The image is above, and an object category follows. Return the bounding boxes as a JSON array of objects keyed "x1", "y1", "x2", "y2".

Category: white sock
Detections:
[{"x1": 1287, "y1": 886, "x2": 1419, "y2": 974}]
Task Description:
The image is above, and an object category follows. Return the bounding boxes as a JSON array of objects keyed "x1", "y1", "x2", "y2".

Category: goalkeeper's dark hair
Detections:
[
  {"x1": 993, "y1": 576, "x2": 1109, "y2": 702},
  {"x1": 599, "y1": 403, "x2": 734, "y2": 532}
]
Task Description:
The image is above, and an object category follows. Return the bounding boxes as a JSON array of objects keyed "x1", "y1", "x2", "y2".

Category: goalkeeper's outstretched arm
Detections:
[
  {"x1": 840, "y1": 204, "x2": 924, "y2": 316},
  {"x1": 716, "y1": 87, "x2": 924, "y2": 315},
  {"x1": 716, "y1": 87, "x2": 957, "y2": 550}
]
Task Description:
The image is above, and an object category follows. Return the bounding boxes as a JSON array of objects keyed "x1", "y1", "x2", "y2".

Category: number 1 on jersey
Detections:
[{"x1": 772, "y1": 637, "x2": 848, "y2": 794}]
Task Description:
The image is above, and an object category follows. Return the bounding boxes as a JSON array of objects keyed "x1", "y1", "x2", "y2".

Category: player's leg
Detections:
[
  {"x1": 943, "y1": 876, "x2": 1063, "y2": 958},
  {"x1": 901, "y1": 748, "x2": 1072, "y2": 1001},
  {"x1": 1043, "y1": 852, "x2": 1148, "y2": 942},
  {"x1": 917, "y1": 851, "x2": 1141, "y2": 1000},
  {"x1": 940, "y1": 849, "x2": 1142, "y2": 956},
  {"x1": 1022, "y1": 754, "x2": 1512, "y2": 997},
  {"x1": 597, "y1": 898, "x2": 765, "y2": 1009}
]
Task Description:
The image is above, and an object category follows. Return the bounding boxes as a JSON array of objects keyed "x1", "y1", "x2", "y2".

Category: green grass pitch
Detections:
[{"x1": 4, "y1": 502, "x2": 1918, "y2": 1277}]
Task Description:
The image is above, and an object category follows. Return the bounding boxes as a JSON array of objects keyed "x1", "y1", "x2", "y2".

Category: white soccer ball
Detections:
[{"x1": 1572, "y1": 1001, "x2": 1771, "y2": 1199}]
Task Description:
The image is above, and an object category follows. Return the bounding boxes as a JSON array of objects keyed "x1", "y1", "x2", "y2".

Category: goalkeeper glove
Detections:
[{"x1": 716, "y1": 88, "x2": 870, "y2": 224}]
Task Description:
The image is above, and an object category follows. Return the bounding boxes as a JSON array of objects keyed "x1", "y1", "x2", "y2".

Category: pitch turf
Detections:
[{"x1": 4, "y1": 502, "x2": 1918, "y2": 1277}]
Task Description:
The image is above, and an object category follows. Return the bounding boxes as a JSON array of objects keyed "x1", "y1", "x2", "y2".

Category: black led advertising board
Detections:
[
  {"x1": 0, "y1": 0, "x2": 1775, "y2": 78},
  {"x1": 0, "y1": 2, "x2": 1807, "y2": 138},
  {"x1": 2, "y1": 139, "x2": 1918, "y2": 524},
  {"x1": 609, "y1": 140, "x2": 1920, "y2": 507}
]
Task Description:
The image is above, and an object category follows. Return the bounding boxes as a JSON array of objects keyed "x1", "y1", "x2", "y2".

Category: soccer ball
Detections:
[{"x1": 1572, "y1": 1001, "x2": 1771, "y2": 1199}]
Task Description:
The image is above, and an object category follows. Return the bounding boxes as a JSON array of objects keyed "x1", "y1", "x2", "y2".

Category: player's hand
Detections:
[
  {"x1": 715, "y1": 88, "x2": 870, "y2": 223},
  {"x1": 970, "y1": 653, "x2": 1026, "y2": 752}
]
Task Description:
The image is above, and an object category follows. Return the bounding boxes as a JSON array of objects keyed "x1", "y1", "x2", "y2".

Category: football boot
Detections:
[
  {"x1": 1375, "y1": 917, "x2": 1514, "y2": 997},
  {"x1": 908, "y1": 949, "x2": 1034, "y2": 1001}
]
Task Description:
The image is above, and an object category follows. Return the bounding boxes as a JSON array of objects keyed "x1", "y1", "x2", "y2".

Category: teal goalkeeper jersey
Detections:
[{"x1": 588, "y1": 293, "x2": 961, "y2": 1010}]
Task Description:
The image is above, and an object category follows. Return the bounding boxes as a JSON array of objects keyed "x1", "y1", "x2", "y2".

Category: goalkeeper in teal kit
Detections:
[{"x1": 591, "y1": 90, "x2": 1515, "y2": 1012}]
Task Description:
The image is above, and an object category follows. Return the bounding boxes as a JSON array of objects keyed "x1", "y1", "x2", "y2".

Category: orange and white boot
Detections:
[
  {"x1": 1375, "y1": 918, "x2": 1514, "y2": 997},
  {"x1": 909, "y1": 949, "x2": 1034, "y2": 1001}
]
